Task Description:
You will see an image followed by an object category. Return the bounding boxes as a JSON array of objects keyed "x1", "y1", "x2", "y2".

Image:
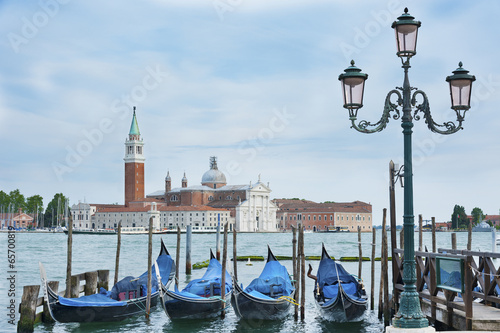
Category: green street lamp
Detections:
[{"x1": 339, "y1": 8, "x2": 475, "y2": 329}]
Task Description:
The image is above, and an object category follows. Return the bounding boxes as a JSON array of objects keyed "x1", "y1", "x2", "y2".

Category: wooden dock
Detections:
[{"x1": 392, "y1": 244, "x2": 500, "y2": 331}]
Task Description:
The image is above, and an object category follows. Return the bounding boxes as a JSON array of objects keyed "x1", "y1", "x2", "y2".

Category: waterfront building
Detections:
[
  {"x1": 274, "y1": 199, "x2": 372, "y2": 232},
  {"x1": 0, "y1": 208, "x2": 34, "y2": 228},
  {"x1": 147, "y1": 157, "x2": 279, "y2": 232}
]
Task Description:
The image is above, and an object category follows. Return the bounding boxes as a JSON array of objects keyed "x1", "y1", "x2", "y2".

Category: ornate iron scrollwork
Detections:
[{"x1": 351, "y1": 89, "x2": 403, "y2": 133}]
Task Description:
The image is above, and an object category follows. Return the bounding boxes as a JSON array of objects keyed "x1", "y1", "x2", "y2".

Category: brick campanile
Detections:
[{"x1": 124, "y1": 107, "x2": 145, "y2": 206}]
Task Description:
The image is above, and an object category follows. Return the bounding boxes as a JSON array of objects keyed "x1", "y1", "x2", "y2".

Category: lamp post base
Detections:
[{"x1": 386, "y1": 325, "x2": 436, "y2": 333}]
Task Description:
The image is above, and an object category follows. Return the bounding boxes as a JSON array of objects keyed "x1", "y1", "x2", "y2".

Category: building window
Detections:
[
  {"x1": 319, "y1": 215, "x2": 321, "y2": 221},
  {"x1": 330, "y1": 215, "x2": 333, "y2": 221}
]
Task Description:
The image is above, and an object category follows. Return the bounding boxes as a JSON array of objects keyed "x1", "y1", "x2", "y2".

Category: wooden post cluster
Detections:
[
  {"x1": 84, "y1": 271, "x2": 98, "y2": 296},
  {"x1": 220, "y1": 222, "x2": 228, "y2": 319}
]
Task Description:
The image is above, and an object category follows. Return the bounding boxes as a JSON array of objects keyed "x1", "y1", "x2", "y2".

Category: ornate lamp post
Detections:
[{"x1": 339, "y1": 8, "x2": 475, "y2": 329}]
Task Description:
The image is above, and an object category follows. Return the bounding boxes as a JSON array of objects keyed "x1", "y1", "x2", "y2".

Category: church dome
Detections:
[
  {"x1": 202, "y1": 169, "x2": 226, "y2": 184},
  {"x1": 201, "y1": 157, "x2": 226, "y2": 185}
]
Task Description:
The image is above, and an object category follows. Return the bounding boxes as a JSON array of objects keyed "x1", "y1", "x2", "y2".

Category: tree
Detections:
[
  {"x1": 44, "y1": 193, "x2": 69, "y2": 228},
  {"x1": 26, "y1": 195, "x2": 44, "y2": 215},
  {"x1": 471, "y1": 207, "x2": 484, "y2": 226},
  {"x1": 8, "y1": 189, "x2": 26, "y2": 212},
  {"x1": 0, "y1": 190, "x2": 9, "y2": 209},
  {"x1": 451, "y1": 205, "x2": 468, "y2": 229}
]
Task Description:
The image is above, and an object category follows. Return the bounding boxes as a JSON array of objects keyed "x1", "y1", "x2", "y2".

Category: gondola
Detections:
[
  {"x1": 231, "y1": 246, "x2": 295, "y2": 320},
  {"x1": 39, "y1": 238, "x2": 175, "y2": 323},
  {"x1": 312, "y1": 243, "x2": 367, "y2": 322},
  {"x1": 159, "y1": 249, "x2": 232, "y2": 319}
]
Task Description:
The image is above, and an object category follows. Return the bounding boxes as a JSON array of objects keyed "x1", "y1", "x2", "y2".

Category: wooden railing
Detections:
[
  {"x1": 18, "y1": 270, "x2": 109, "y2": 333},
  {"x1": 393, "y1": 247, "x2": 500, "y2": 330}
]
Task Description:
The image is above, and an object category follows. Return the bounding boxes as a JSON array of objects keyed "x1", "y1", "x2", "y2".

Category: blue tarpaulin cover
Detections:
[
  {"x1": 179, "y1": 258, "x2": 232, "y2": 298},
  {"x1": 244, "y1": 261, "x2": 294, "y2": 298},
  {"x1": 58, "y1": 252, "x2": 174, "y2": 307},
  {"x1": 316, "y1": 253, "x2": 362, "y2": 301}
]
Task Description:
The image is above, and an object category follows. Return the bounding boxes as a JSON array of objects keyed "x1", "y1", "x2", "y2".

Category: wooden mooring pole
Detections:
[
  {"x1": 176, "y1": 226, "x2": 181, "y2": 288},
  {"x1": 389, "y1": 160, "x2": 399, "y2": 313},
  {"x1": 221, "y1": 222, "x2": 228, "y2": 319},
  {"x1": 432, "y1": 217, "x2": 436, "y2": 252},
  {"x1": 114, "y1": 221, "x2": 122, "y2": 286},
  {"x1": 451, "y1": 232, "x2": 457, "y2": 250},
  {"x1": 216, "y1": 222, "x2": 221, "y2": 261},
  {"x1": 65, "y1": 215, "x2": 73, "y2": 298},
  {"x1": 186, "y1": 225, "x2": 192, "y2": 275},
  {"x1": 233, "y1": 225, "x2": 238, "y2": 281},
  {"x1": 418, "y1": 214, "x2": 423, "y2": 251},
  {"x1": 300, "y1": 224, "x2": 305, "y2": 321},
  {"x1": 145, "y1": 217, "x2": 153, "y2": 319},
  {"x1": 381, "y1": 208, "x2": 389, "y2": 327},
  {"x1": 467, "y1": 220, "x2": 472, "y2": 250},
  {"x1": 370, "y1": 227, "x2": 376, "y2": 311},
  {"x1": 17, "y1": 285, "x2": 40, "y2": 333},
  {"x1": 292, "y1": 225, "x2": 298, "y2": 321},
  {"x1": 357, "y1": 225, "x2": 362, "y2": 280}
]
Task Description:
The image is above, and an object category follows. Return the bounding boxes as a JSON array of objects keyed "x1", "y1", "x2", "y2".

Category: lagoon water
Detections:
[{"x1": 1, "y1": 230, "x2": 496, "y2": 332}]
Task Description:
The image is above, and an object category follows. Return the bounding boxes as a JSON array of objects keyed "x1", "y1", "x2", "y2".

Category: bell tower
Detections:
[{"x1": 124, "y1": 107, "x2": 145, "y2": 206}]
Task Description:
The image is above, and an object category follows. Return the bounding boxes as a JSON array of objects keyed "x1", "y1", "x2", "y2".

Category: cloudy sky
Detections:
[{"x1": 1, "y1": 0, "x2": 498, "y2": 225}]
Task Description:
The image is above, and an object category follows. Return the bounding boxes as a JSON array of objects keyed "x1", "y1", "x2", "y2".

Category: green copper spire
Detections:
[{"x1": 129, "y1": 106, "x2": 140, "y2": 136}]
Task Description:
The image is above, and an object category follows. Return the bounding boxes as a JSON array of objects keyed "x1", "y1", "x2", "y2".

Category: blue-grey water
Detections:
[{"x1": 0, "y1": 230, "x2": 497, "y2": 332}]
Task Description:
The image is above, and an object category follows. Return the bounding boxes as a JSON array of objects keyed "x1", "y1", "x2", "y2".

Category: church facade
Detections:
[{"x1": 147, "y1": 156, "x2": 279, "y2": 232}]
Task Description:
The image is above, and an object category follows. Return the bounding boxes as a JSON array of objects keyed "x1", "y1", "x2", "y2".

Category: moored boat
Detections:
[
  {"x1": 160, "y1": 249, "x2": 232, "y2": 319},
  {"x1": 311, "y1": 244, "x2": 367, "y2": 322},
  {"x1": 231, "y1": 246, "x2": 295, "y2": 320},
  {"x1": 39, "y1": 239, "x2": 175, "y2": 322}
]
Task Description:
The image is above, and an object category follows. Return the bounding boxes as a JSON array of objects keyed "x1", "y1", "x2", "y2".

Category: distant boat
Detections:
[
  {"x1": 64, "y1": 228, "x2": 116, "y2": 235},
  {"x1": 472, "y1": 221, "x2": 493, "y2": 232}
]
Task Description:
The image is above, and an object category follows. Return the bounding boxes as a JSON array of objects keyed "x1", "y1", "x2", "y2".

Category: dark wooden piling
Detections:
[
  {"x1": 84, "y1": 271, "x2": 98, "y2": 296},
  {"x1": 292, "y1": 226, "x2": 298, "y2": 321},
  {"x1": 389, "y1": 160, "x2": 399, "y2": 313},
  {"x1": 358, "y1": 225, "x2": 362, "y2": 280},
  {"x1": 221, "y1": 222, "x2": 228, "y2": 319},
  {"x1": 370, "y1": 228, "x2": 376, "y2": 311},
  {"x1": 300, "y1": 224, "x2": 305, "y2": 321},
  {"x1": 43, "y1": 281, "x2": 58, "y2": 323},
  {"x1": 233, "y1": 225, "x2": 238, "y2": 281},
  {"x1": 65, "y1": 216, "x2": 73, "y2": 298},
  {"x1": 451, "y1": 232, "x2": 457, "y2": 250},
  {"x1": 186, "y1": 225, "x2": 192, "y2": 275},
  {"x1": 176, "y1": 226, "x2": 181, "y2": 288},
  {"x1": 400, "y1": 228, "x2": 404, "y2": 249},
  {"x1": 145, "y1": 217, "x2": 153, "y2": 318},
  {"x1": 432, "y1": 217, "x2": 436, "y2": 252},
  {"x1": 18, "y1": 285, "x2": 40, "y2": 333},
  {"x1": 70, "y1": 275, "x2": 80, "y2": 298},
  {"x1": 216, "y1": 222, "x2": 221, "y2": 261},
  {"x1": 467, "y1": 220, "x2": 472, "y2": 250},
  {"x1": 381, "y1": 208, "x2": 389, "y2": 327},
  {"x1": 114, "y1": 221, "x2": 122, "y2": 286},
  {"x1": 97, "y1": 270, "x2": 109, "y2": 291},
  {"x1": 418, "y1": 214, "x2": 423, "y2": 251}
]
